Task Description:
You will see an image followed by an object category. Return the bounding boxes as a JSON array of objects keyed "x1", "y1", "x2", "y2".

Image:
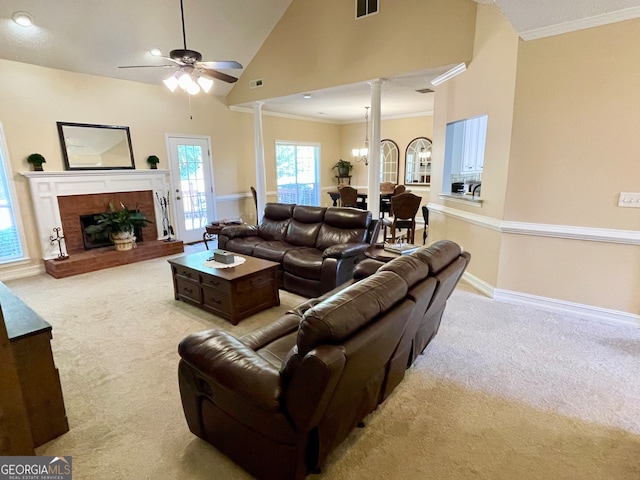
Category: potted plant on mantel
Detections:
[
  {"x1": 84, "y1": 203, "x2": 152, "y2": 252},
  {"x1": 146, "y1": 155, "x2": 160, "y2": 169},
  {"x1": 27, "y1": 153, "x2": 46, "y2": 171},
  {"x1": 332, "y1": 159, "x2": 353, "y2": 177}
]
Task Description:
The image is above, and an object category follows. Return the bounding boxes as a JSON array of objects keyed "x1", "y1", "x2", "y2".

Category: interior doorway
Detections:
[{"x1": 166, "y1": 135, "x2": 216, "y2": 243}]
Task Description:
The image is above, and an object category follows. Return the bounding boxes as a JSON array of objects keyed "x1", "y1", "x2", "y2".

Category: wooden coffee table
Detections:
[{"x1": 168, "y1": 250, "x2": 280, "y2": 325}]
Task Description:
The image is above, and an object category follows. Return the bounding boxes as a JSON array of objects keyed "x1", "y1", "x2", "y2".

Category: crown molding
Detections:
[{"x1": 519, "y1": 6, "x2": 640, "y2": 41}]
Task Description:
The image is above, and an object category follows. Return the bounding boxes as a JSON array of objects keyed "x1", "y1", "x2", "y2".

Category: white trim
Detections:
[
  {"x1": 0, "y1": 263, "x2": 45, "y2": 281},
  {"x1": 428, "y1": 203, "x2": 502, "y2": 231},
  {"x1": 494, "y1": 289, "x2": 640, "y2": 327},
  {"x1": 461, "y1": 271, "x2": 495, "y2": 298},
  {"x1": 519, "y1": 7, "x2": 640, "y2": 41},
  {"x1": 0, "y1": 123, "x2": 31, "y2": 262},
  {"x1": 229, "y1": 105, "x2": 433, "y2": 125},
  {"x1": 20, "y1": 170, "x2": 172, "y2": 259},
  {"x1": 427, "y1": 203, "x2": 640, "y2": 245}
]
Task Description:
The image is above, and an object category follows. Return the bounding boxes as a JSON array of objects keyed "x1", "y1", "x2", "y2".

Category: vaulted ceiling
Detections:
[{"x1": 2, "y1": 0, "x2": 639, "y2": 122}]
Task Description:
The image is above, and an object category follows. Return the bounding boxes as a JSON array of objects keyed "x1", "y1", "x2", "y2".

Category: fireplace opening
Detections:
[{"x1": 80, "y1": 214, "x2": 144, "y2": 250}]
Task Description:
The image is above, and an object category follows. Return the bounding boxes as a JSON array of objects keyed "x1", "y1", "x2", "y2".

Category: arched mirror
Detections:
[
  {"x1": 380, "y1": 139, "x2": 399, "y2": 184},
  {"x1": 405, "y1": 137, "x2": 432, "y2": 185}
]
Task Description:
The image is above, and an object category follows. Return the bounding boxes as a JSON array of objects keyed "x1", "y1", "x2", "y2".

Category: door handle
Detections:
[{"x1": 176, "y1": 196, "x2": 181, "y2": 200}]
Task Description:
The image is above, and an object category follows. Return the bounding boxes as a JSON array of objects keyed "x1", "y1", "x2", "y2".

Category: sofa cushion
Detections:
[
  {"x1": 379, "y1": 254, "x2": 430, "y2": 289},
  {"x1": 285, "y1": 205, "x2": 326, "y2": 247},
  {"x1": 282, "y1": 248, "x2": 323, "y2": 280},
  {"x1": 315, "y1": 208, "x2": 371, "y2": 250},
  {"x1": 413, "y1": 240, "x2": 462, "y2": 274},
  {"x1": 253, "y1": 241, "x2": 300, "y2": 263},
  {"x1": 296, "y1": 270, "x2": 407, "y2": 356},
  {"x1": 224, "y1": 236, "x2": 266, "y2": 255},
  {"x1": 258, "y1": 203, "x2": 295, "y2": 241}
]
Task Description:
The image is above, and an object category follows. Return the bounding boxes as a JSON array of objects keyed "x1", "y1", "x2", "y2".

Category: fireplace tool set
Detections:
[{"x1": 156, "y1": 192, "x2": 175, "y2": 241}]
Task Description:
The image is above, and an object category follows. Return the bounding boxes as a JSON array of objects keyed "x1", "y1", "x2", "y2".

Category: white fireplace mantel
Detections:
[{"x1": 21, "y1": 170, "x2": 172, "y2": 259}]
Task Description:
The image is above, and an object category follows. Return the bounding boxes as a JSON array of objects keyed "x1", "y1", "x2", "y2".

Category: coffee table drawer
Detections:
[
  {"x1": 201, "y1": 275, "x2": 230, "y2": 293},
  {"x1": 175, "y1": 277, "x2": 201, "y2": 304},
  {"x1": 202, "y1": 285, "x2": 231, "y2": 314},
  {"x1": 174, "y1": 266, "x2": 198, "y2": 282},
  {"x1": 236, "y1": 271, "x2": 274, "y2": 293}
]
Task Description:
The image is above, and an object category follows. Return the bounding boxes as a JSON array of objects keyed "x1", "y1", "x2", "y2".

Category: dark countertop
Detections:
[{"x1": 0, "y1": 282, "x2": 51, "y2": 341}]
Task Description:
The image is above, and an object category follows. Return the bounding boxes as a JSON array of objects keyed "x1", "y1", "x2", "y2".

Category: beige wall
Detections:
[
  {"x1": 430, "y1": 4, "x2": 520, "y2": 286},
  {"x1": 227, "y1": 0, "x2": 477, "y2": 105},
  {"x1": 496, "y1": 18, "x2": 640, "y2": 314}
]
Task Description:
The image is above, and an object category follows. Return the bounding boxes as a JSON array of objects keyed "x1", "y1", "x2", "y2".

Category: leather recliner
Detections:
[
  {"x1": 218, "y1": 203, "x2": 379, "y2": 297},
  {"x1": 177, "y1": 240, "x2": 470, "y2": 480}
]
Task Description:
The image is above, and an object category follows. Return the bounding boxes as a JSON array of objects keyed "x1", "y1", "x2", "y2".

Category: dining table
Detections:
[{"x1": 326, "y1": 191, "x2": 392, "y2": 209}]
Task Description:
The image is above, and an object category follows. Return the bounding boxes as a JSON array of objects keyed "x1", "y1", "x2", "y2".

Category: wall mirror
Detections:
[
  {"x1": 405, "y1": 137, "x2": 432, "y2": 185},
  {"x1": 57, "y1": 122, "x2": 135, "y2": 170},
  {"x1": 380, "y1": 139, "x2": 399, "y2": 184}
]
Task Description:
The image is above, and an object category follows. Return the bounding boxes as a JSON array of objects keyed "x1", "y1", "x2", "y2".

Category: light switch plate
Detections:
[{"x1": 618, "y1": 192, "x2": 640, "y2": 208}]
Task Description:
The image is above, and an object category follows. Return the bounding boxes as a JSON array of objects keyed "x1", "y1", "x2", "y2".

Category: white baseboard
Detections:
[
  {"x1": 461, "y1": 271, "x2": 639, "y2": 327},
  {"x1": 461, "y1": 271, "x2": 495, "y2": 297},
  {"x1": 494, "y1": 288, "x2": 640, "y2": 327},
  {"x1": 0, "y1": 263, "x2": 45, "y2": 282}
]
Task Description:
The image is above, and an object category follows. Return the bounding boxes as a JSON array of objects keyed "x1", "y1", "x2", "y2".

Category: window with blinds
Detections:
[{"x1": 0, "y1": 125, "x2": 24, "y2": 263}]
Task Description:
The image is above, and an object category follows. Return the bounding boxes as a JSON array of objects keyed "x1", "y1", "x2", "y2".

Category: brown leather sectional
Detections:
[
  {"x1": 217, "y1": 203, "x2": 379, "y2": 297},
  {"x1": 178, "y1": 240, "x2": 470, "y2": 480}
]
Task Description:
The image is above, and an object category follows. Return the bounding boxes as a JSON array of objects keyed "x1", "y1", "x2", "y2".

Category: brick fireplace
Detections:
[
  {"x1": 58, "y1": 191, "x2": 155, "y2": 254},
  {"x1": 21, "y1": 170, "x2": 184, "y2": 277}
]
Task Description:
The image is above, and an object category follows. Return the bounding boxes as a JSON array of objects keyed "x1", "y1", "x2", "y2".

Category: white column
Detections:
[
  {"x1": 367, "y1": 79, "x2": 384, "y2": 218},
  {"x1": 253, "y1": 102, "x2": 266, "y2": 222}
]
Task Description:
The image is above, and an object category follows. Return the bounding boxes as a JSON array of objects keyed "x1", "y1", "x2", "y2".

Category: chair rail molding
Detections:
[{"x1": 427, "y1": 203, "x2": 640, "y2": 245}]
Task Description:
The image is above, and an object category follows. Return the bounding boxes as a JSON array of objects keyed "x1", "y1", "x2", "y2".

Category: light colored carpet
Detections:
[{"x1": 5, "y1": 251, "x2": 640, "y2": 480}]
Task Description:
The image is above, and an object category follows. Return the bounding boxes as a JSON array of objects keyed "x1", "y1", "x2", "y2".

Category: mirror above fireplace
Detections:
[{"x1": 57, "y1": 122, "x2": 135, "y2": 170}]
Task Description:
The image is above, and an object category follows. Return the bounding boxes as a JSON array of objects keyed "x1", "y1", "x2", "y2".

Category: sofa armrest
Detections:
[
  {"x1": 239, "y1": 313, "x2": 301, "y2": 350},
  {"x1": 220, "y1": 224, "x2": 259, "y2": 239},
  {"x1": 323, "y1": 242, "x2": 369, "y2": 259},
  {"x1": 178, "y1": 329, "x2": 281, "y2": 411}
]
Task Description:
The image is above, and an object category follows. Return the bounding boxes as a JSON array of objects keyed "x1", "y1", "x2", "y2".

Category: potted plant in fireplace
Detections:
[{"x1": 84, "y1": 202, "x2": 152, "y2": 252}]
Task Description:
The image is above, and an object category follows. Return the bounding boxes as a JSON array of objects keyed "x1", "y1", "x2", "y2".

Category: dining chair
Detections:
[
  {"x1": 388, "y1": 192, "x2": 422, "y2": 244},
  {"x1": 380, "y1": 182, "x2": 395, "y2": 194},
  {"x1": 250, "y1": 186, "x2": 258, "y2": 224},
  {"x1": 393, "y1": 184, "x2": 406, "y2": 195},
  {"x1": 422, "y1": 205, "x2": 429, "y2": 244},
  {"x1": 338, "y1": 185, "x2": 359, "y2": 207}
]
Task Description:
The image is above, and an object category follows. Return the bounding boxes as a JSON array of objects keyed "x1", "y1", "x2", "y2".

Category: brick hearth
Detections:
[
  {"x1": 49, "y1": 189, "x2": 184, "y2": 277},
  {"x1": 45, "y1": 240, "x2": 184, "y2": 278}
]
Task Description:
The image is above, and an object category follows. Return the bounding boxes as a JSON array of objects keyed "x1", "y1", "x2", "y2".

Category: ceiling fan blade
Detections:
[
  {"x1": 196, "y1": 61, "x2": 243, "y2": 70},
  {"x1": 118, "y1": 65, "x2": 175, "y2": 69},
  {"x1": 197, "y1": 68, "x2": 238, "y2": 84}
]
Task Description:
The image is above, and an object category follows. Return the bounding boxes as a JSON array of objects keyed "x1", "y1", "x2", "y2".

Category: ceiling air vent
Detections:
[
  {"x1": 249, "y1": 79, "x2": 264, "y2": 89},
  {"x1": 356, "y1": 0, "x2": 378, "y2": 18},
  {"x1": 416, "y1": 88, "x2": 434, "y2": 94}
]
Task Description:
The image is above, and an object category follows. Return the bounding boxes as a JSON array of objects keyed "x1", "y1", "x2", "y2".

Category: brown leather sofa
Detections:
[
  {"x1": 177, "y1": 240, "x2": 470, "y2": 480},
  {"x1": 217, "y1": 203, "x2": 379, "y2": 297}
]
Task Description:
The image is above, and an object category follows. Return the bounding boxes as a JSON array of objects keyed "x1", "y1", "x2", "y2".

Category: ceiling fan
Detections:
[{"x1": 119, "y1": 0, "x2": 242, "y2": 94}]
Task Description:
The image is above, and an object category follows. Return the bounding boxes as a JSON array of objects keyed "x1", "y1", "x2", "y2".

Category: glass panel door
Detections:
[{"x1": 275, "y1": 142, "x2": 319, "y2": 206}]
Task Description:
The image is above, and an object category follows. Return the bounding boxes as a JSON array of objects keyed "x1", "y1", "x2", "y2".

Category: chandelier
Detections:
[{"x1": 352, "y1": 107, "x2": 370, "y2": 166}]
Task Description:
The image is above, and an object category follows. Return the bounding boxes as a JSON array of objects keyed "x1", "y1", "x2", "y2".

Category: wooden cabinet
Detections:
[{"x1": 1, "y1": 282, "x2": 69, "y2": 448}]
